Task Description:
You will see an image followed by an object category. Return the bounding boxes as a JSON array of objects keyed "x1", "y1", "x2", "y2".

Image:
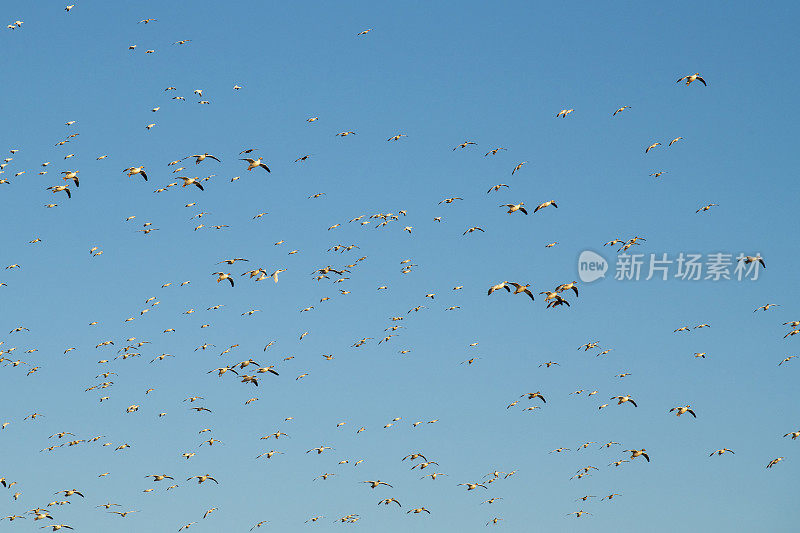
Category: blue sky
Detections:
[{"x1": 1, "y1": 1, "x2": 798, "y2": 531}]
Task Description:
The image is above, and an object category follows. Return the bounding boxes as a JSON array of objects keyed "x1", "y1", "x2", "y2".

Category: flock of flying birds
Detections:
[{"x1": 0, "y1": 5, "x2": 795, "y2": 532}]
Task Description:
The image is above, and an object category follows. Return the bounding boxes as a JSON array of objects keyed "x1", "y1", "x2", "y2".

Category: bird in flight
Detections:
[
  {"x1": 241, "y1": 157, "x2": 270, "y2": 172},
  {"x1": 677, "y1": 73, "x2": 707, "y2": 86},
  {"x1": 453, "y1": 141, "x2": 476, "y2": 150}
]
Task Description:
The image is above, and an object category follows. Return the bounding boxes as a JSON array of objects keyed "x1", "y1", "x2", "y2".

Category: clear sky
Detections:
[{"x1": 1, "y1": 1, "x2": 798, "y2": 531}]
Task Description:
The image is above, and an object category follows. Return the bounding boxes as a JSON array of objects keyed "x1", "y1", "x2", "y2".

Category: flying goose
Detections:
[
  {"x1": 710, "y1": 448, "x2": 735, "y2": 456},
  {"x1": 740, "y1": 255, "x2": 765, "y2": 268},
  {"x1": 488, "y1": 282, "x2": 510, "y2": 295},
  {"x1": 177, "y1": 176, "x2": 204, "y2": 190},
  {"x1": 502, "y1": 203, "x2": 527, "y2": 214},
  {"x1": 188, "y1": 474, "x2": 218, "y2": 484},
  {"x1": 766, "y1": 457, "x2": 784, "y2": 468},
  {"x1": 241, "y1": 157, "x2": 270, "y2": 172},
  {"x1": 611, "y1": 395, "x2": 637, "y2": 407},
  {"x1": 187, "y1": 153, "x2": 220, "y2": 164},
  {"x1": 507, "y1": 282, "x2": 535, "y2": 300},
  {"x1": 362, "y1": 480, "x2": 392, "y2": 488},
  {"x1": 124, "y1": 166, "x2": 148, "y2": 181},
  {"x1": 212, "y1": 272, "x2": 234, "y2": 286},
  {"x1": 46, "y1": 185, "x2": 71, "y2": 198},
  {"x1": 453, "y1": 141, "x2": 476, "y2": 150},
  {"x1": 457, "y1": 483, "x2": 487, "y2": 490},
  {"x1": 677, "y1": 73, "x2": 706, "y2": 86},
  {"x1": 669, "y1": 405, "x2": 696, "y2": 418},
  {"x1": 60, "y1": 171, "x2": 79, "y2": 186},
  {"x1": 556, "y1": 281, "x2": 578, "y2": 296},
  {"x1": 625, "y1": 449, "x2": 649, "y2": 462}
]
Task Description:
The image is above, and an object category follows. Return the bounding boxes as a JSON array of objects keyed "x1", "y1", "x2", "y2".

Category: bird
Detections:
[
  {"x1": 307, "y1": 445, "x2": 334, "y2": 454},
  {"x1": 362, "y1": 480, "x2": 393, "y2": 488},
  {"x1": 46, "y1": 185, "x2": 71, "y2": 198},
  {"x1": 766, "y1": 457, "x2": 784, "y2": 469},
  {"x1": 511, "y1": 161, "x2": 527, "y2": 174},
  {"x1": 613, "y1": 106, "x2": 631, "y2": 116},
  {"x1": 669, "y1": 136, "x2": 684, "y2": 146},
  {"x1": 488, "y1": 282, "x2": 510, "y2": 295},
  {"x1": 677, "y1": 73, "x2": 707, "y2": 86},
  {"x1": 439, "y1": 197, "x2": 463, "y2": 204},
  {"x1": 212, "y1": 272, "x2": 234, "y2": 287},
  {"x1": 740, "y1": 255, "x2": 766, "y2": 268},
  {"x1": 60, "y1": 170, "x2": 79, "y2": 186},
  {"x1": 502, "y1": 203, "x2": 527, "y2": 214},
  {"x1": 541, "y1": 291, "x2": 570, "y2": 308},
  {"x1": 463, "y1": 227, "x2": 485, "y2": 235},
  {"x1": 556, "y1": 109, "x2": 574, "y2": 118},
  {"x1": 56, "y1": 489, "x2": 84, "y2": 498},
  {"x1": 754, "y1": 303, "x2": 778, "y2": 312},
  {"x1": 241, "y1": 157, "x2": 270, "y2": 172},
  {"x1": 710, "y1": 449, "x2": 735, "y2": 456},
  {"x1": 521, "y1": 391, "x2": 546, "y2": 402},
  {"x1": 611, "y1": 395, "x2": 637, "y2": 407},
  {"x1": 669, "y1": 405, "x2": 697, "y2": 418},
  {"x1": 696, "y1": 203, "x2": 718, "y2": 213},
  {"x1": 453, "y1": 141, "x2": 477, "y2": 150},
  {"x1": 145, "y1": 474, "x2": 174, "y2": 481},
  {"x1": 645, "y1": 142, "x2": 661, "y2": 153},
  {"x1": 177, "y1": 176, "x2": 204, "y2": 190},
  {"x1": 187, "y1": 153, "x2": 221, "y2": 164},
  {"x1": 556, "y1": 282, "x2": 579, "y2": 296},
  {"x1": 124, "y1": 166, "x2": 148, "y2": 181},
  {"x1": 507, "y1": 282, "x2": 535, "y2": 300},
  {"x1": 625, "y1": 449, "x2": 650, "y2": 462},
  {"x1": 187, "y1": 474, "x2": 218, "y2": 484},
  {"x1": 533, "y1": 200, "x2": 558, "y2": 213}
]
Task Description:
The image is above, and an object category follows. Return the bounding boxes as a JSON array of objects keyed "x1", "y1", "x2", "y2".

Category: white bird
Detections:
[
  {"x1": 677, "y1": 73, "x2": 707, "y2": 86},
  {"x1": 241, "y1": 158, "x2": 270, "y2": 172}
]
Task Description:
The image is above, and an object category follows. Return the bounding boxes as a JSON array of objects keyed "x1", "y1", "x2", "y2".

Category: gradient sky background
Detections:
[{"x1": 1, "y1": 1, "x2": 799, "y2": 531}]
